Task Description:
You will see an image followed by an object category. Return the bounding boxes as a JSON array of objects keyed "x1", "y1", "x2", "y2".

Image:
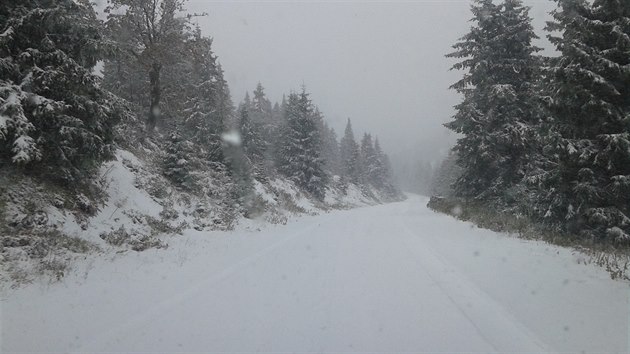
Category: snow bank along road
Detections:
[{"x1": 2, "y1": 195, "x2": 628, "y2": 353}]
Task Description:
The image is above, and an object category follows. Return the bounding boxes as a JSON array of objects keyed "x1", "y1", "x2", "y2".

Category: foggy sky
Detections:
[{"x1": 186, "y1": 0, "x2": 557, "y2": 167}]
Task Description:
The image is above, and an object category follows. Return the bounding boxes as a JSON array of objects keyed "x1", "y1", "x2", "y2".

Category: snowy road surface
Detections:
[{"x1": 2, "y1": 195, "x2": 628, "y2": 353}]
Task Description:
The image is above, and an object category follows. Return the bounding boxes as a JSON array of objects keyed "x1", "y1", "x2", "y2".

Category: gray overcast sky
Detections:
[{"x1": 185, "y1": 0, "x2": 556, "y2": 166}]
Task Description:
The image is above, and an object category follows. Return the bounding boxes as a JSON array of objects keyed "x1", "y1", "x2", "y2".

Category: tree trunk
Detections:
[{"x1": 147, "y1": 62, "x2": 162, "y2": 131}]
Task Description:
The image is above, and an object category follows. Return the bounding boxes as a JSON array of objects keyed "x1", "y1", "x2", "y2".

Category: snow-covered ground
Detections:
[{"x1": 1, "y1": 194, "x2": 627, "y2": 353}]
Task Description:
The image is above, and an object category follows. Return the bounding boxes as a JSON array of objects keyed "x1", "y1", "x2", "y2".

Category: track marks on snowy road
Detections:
[
  {"x1": 398, "y1": 212, "x2": 551, "y2": 352},
  {"x1": 77, "y1": 219, "x2": 324, "y2": 352}
]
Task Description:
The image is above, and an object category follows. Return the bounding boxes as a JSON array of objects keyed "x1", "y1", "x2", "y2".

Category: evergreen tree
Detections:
[
  {"x1": 374, "y1": 138, "x2": 399, "y2": 196},
  {"x1": 222, "y1": 130, "x2": 254, "y2": 214},
  {"x1": 538, "y1": 0, "x2": 630, "y2": 241},
  {"x1": 162, "y1": 128, "x2": 194, "y2": 188},
  {"x1": 446, "y1": 0, "x2": 542, "y2": 202},
  {"x1": 339, "y1": 119, "x2": 361, "y2": 184},
  {"x1": 213, "y1": 63, "x2": 235, "y2": 142},
  {"x1": 181, "y1": 28, "x2": 227, "y2": 163},
  {"x1": 430, "y1": 152, "x2": 463, "y2": 198},
  {"x1": 243, "y1": 92, "x2": 251, "y2": 108},
  {"x1": 271, "y1": 101, "x2": 282, "y2": 128},
  {"x1": 248, "y1": 83, "x2": 273, "y2": 168},
  {"x1": 319, "y1": 122, "x2": 341, "y2": 176},
  {"x1": 237, "y1": 103, "x2": 266, "y2": 180},
  {"x1": 276, "y1": 89, "x2": 327, "y2": 199},
  {"x1": 251, "y1": 82, "x2": 273, "y2": 125},
  {"x1": 0, "y1": 0, "x2": 126, "y2": 184},
  {"x1": 360, "y1": 133, "x2": 378, "y2": 185},
  {"x1": 372, "y1": 137, "x2": 390, "y2": 189}
]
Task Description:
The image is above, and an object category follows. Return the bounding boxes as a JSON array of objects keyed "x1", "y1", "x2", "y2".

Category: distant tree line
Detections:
[
  {"x1": 444, "y1": 0, "x2": 630, "y2": 243},
  {"x1": 0, "y1": 0, "x2": 399, "y2": 212}
]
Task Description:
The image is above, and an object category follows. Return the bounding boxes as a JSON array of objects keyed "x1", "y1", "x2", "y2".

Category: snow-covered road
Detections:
[{"x1": 2, "y1": 195, "x2": 628, "y2": 353}]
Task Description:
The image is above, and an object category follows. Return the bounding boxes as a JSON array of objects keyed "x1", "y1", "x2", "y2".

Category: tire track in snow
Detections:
[
  {"x1": 76, "y1": 219, "x2": 324, "y2": 352},
  {"x1": 397, "y1": 207, "x2": 553, "y2": 353}
]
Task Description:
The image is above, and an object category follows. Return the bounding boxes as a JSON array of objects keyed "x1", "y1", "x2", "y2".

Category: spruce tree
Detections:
[
  {"x1": 162, "y1": 129, "x2": 194, "y2": 188},
  {"x1": 222, "y1": 129, "x2": 254, "y2": 214},
  {"x1": 319, "y1": 122, "x2": 341, "y2": 176},
  {"x1": 372, "y1": 138, "x2": 389, "y2": 189},
  {"x1": 248, "y1": 83, "x2": 273, "y2": 169},
  {"x1": 213, "y1": 63, "x2": 235, "y2": 144},
  {"x1": 431, "y1": 152, "x2": 463, "y2": 198},
  {"x1": 271, "y1": 101, "x2": 283, "y2": 131},
  {"x1": 181, "y1": 28, "x2": 227, "y2": 163},
  {"x1": 446, "y1": 0, "x2": 542, "y2": 202},
  {"x1": 276, "y1": 89, "x2": 327, "y2": 199},
  {"x1": 360, "y1": 133, "x2": 378, "y2": 185},
  {"x1": 339, "y1": 119, "x2": 362, "y2": 184},
  {"x1": 373, "y1": 138, "x2": 398, "y2": 196},
  {"x1": 237, "y1": 103, "x2": 266, "y2": 180},
  {"x1": 0, "y1": 0, "x2": 126, "y2": 184},
  {"x1": 539, "y1": 0, "x2": 630, "y2": 241},
  {"x1": 251, "y1": 83, "x2": 273, "y2": 126}
]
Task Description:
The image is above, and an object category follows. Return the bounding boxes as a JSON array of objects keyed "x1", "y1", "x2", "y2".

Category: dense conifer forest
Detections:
[{"x1": 433, "y1": 0, "x2": 630, "y2": 246}]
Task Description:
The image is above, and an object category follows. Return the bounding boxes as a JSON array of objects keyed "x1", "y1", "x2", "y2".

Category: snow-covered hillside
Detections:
[
  {"x1": 2, "y1": 195, "x2": 627, "y2": 353},
  {"x1": 0, "y1": 148, "x2": 397, "y2": 286}
]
